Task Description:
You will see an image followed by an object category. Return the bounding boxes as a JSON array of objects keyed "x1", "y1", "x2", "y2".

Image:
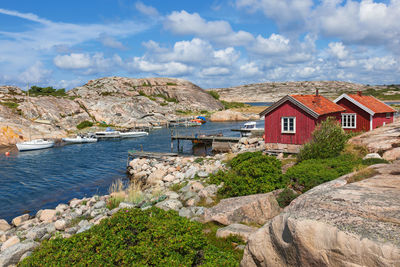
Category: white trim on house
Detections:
[
  {"x1": 281, "y1": 117, "x2": 296, "y2": 133},
  {"x1": 260, "y1": 95, "x2": 320, "y2": 119},
  {"x1": 333, "y1": 94, "x2": 375, "y2": 115},
  {"x1": 370, "y1": 114, "x2": 373, "y2": 131},
  {"x1": 341, "y1": 113, "x2": 356, "y2": 129}
]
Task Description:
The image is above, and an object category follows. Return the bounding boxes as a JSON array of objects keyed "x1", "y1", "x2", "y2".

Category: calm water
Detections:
[{"x1": 0, "y1": 121, "x2": 263, "y2": 222}]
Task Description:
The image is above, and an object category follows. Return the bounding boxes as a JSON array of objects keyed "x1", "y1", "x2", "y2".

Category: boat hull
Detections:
[
  {"x1": 16, "y1": 140, "x2": 55, "y2": 151},
  {"x1": 62, "y1": 137, "x2": 98, "y2": 143},
  {"x1": 119, "y1": 132, "x2": 148, "y2": 138}
]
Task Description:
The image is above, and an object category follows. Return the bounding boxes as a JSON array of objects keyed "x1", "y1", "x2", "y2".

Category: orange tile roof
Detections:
[
  {"x1": 291, "y1": 95, "x2": 345, "y2": 115},
  {"x1": 348, "y1": 94, "x2": 396, "y2": 114}
]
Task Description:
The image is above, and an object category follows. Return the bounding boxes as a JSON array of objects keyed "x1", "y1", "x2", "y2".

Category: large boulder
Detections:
[
  {"x1": 216, "y1": 223, "x2": 258, "y2": 242},
  {"x1": 0, "y1": 241, "x2": 39, "y2": 266},
  {"x1": 382, "y1": 147, "x2": 400, "y2": 161},
  {"x1": 241, "y1": 162, "x2": 400, "y2": 267},
  {"x1": 11, "y1": 214, "x2": 29, "y2": 227},
  {"x1": 0, "y1": 220, "x2": 11, "y2": 232},
  {"x1": 202, "y1": 191, "x2": 281, "y2": 225}
]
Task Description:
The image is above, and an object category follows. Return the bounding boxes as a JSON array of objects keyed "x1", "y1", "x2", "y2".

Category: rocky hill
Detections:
[
  {"x1": 0, "y1": 77, "x2": 223, "y2": 147},
  {"x1": 212, "y1": 81, "x2": 399, "y2": 102}
]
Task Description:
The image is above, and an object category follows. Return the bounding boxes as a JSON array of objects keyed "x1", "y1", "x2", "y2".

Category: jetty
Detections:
[{"x1": 170, "y1": 134, "x2": 240, "y2": 153}]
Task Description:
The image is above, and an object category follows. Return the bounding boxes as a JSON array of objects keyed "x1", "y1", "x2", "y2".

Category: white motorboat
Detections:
[
  {"x1": 240, "y1": 121, "x2": 263, "y2": 137},
  {"x1": 95, "y1": 128, "x2": 121, "y2": 139},
  {"x1": 16, "y1": 139, "x2": 55, "y2": 151},
  {"x1": 119, "y1": 131, "x2": 149, "y2": 138},
  {"x1": 62, "y1": 136, "x2": 98, "y2": 143}
]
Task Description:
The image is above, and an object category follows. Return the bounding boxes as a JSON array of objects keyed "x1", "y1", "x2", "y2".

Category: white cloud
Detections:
[
  {"x1": 328, "y1": 42, "x2": 348, "y2": 59},
  {"x1": 240, "y1": 62, "x2": 262, "y2": 77},
  {"x1": 164, "y1": 10, "x2": 254, "y2": 46},
  {"x1": 19, "y1": 62, "x2": 52, "y2": 84},
  {"x1": 130, "y1": 57, "x2": 192, "y2": 76},
  {"x1": 135, "y1": 1, "x2": 159, "y2": 17},
  {"x1": 236, "y1": 0, "x2": 313, "y2": 32},
  {"x1": 200, "y1": 67, "x2": 230, "y2": 76},
  {"x1": 98, "y1": 34, "x2": 126, "y2": 50},
  {"x1": 250, "y1": 34, "x2": 290, "y2": 55},
  {"x1": 54, "y1": 53, "x2": 92, "y2": 69}
]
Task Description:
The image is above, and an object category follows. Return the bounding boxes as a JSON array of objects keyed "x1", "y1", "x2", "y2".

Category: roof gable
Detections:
[
  {"x1": 334, "y1": 94, "x2": 395, "y2": 115},
  {"x1": 260, "y1": 94, "x2": 345, "y2": 118}
]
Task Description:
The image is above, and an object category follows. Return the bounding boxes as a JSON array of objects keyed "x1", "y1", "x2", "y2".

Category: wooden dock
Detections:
[{"x1": 170, "y1": 134, "x2": 240, "y2": 153}]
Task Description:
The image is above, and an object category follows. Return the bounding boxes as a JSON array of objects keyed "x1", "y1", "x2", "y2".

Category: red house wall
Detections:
[
  {"x1": 336, "y1": 98, "x2": 371, "y2": 132},
  {"x1": 372, "y1": 113, "x2": 394, "y2": 129},
  {"x1": 264, "y1": 101, "x2": 316, "y2": 145}
]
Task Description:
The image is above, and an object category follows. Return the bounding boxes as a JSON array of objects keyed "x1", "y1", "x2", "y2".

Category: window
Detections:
[
  {"x1": 386, "y1": 113, "x2": 391, "y2": 119},
  {"x1": 342, "y1": 113, "x2": 356, "y2": 129},
  {"x1": 281, "y1": 117, "x2": 296, "y2": 133}
]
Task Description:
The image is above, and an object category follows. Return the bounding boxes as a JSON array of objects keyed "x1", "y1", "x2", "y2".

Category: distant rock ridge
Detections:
[
  {"x1": 212, "y1": 81, "x2": 394, "y2": 102},
  {"x1": 0, "y1": 77, "x2": 223, "y2": 147}
]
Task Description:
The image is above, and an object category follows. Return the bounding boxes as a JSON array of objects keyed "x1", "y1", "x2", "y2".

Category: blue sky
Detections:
[{"x1": 0, "y1": 0, "x2": 399, "y2": 90}]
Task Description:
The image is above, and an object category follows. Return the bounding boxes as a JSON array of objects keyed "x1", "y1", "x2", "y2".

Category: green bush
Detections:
[
  {"x1": 0, "y1": 101, "x2": 19, "y2": 109},
  {"x1": 285, "y1": 154, "x2": 359, "y2": 192},
  {"x1": 221, "y1": 100, "x2": 249, "y2": 109},
  {"x1": 28, "y1": 86, "x2": 67, "y2": 97},
  {"x1": 297, "y1": 117, "x2": 348, "y2": 162},
  {"x1": 209, "y1": 152, "x2": 285, "y2": 198},
  {"x1": 20, "y1": 208, "x2": 239, "y2": 266},
  {"x1": 166, "y1": 82, "x2": 177, "y2": 86},
  {"x1": 76, "y1": 120, "x2": 93, "y2": 130},
  {"x1": 276, "y1": 188, "x2": 298, "y2": 208},
  {"x1": 362, "y1": 158, "x2": 389, "y2": 165},
  {"x1": 207, "y1": 90, "x2": 220, "y2": 100}
]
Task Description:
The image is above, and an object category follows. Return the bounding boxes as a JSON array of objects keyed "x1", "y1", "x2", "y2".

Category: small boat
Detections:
[
  {"x1": 16, "y1": 139, "x2": 55, "y2": 151},
  {"x1": 95, "y1": 128, "x2": 120, "y2": 139},
  {"x1": 240, "y1": 121, "x2": 263, "y2": 137},
  {"x1": 119, "y1": 131, "x2": 149, "y2": 138},
  {"x1": 189, "y1": 120, "x2": 202, "y2": 126},
  {"x1": 62, "y1": 135, "x2": 97, "y2": 143},
  {"x1": 196, "y1": 116, "x2": 207, "y2": 123}
]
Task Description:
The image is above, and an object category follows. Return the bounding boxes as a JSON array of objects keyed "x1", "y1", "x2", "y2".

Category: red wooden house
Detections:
[
  {"x1": 260, "y1": 92, "x2": 345, "y2": 145},
  {"x1": 334, "y1": 92, "x2": 396, "y2": 132}
]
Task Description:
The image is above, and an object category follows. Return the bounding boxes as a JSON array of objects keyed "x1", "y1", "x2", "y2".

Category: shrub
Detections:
[
  {"x1": 207, "y1": 90, "x2": 220, "y2": 100},
  {"x1": 0, "y1": 101, "x2": 19, "y2": 109},
  {"x1": 285, "y1": 154, "x2": 360, "y2": 192},
  {"x1": 221, "y1": 100, "x2": 248, "y2": 109},
  {"x1": 347, "y1": 168, "x2": 378, "y2": 183},
  {"x1": 209, "y1": 152, "x2": 285, "y2": 198},
  {"x1": 28, "y1": 86, "x2": 67, "y2": 97},
  {"x1": 297, "y1": 117, "x2": 348, "y2": 162},
  {"x1": 362, "y1": 158, "x2": 389, "y2": 165},
  {"x1": 20, "y1": 208, "x2": 240, "y2": 266},
  {"x1": 76, "y1": 120, "x2": 93, "y2": 130},
  {"x1": 276, "y1": 188, "x2": 298, "y2": 208},
  {"x1": 166, "y1": 82, "x2": 177, "y2": 86}
]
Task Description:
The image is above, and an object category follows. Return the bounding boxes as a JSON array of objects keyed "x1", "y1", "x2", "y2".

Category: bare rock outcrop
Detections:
[
  {"x1": 212, "y1": 81, "x2": 397, "y2": 102},
  {"x1": 202, "y1": 191, "x2": 282, "y2": 225},
  {"x1": 350, "y1": 118, "x2": 400, "y2": 160},
  {"x1": 210, "y1": 110, "x2": 260, "y2": 122},
  {"x1": 241, "y1": 162, "x2": 400, "y2": 267}
]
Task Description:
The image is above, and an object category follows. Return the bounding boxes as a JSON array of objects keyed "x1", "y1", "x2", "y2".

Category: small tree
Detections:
[{"x1": 297, "y1": 117, "x2": 347, "y2": 162}]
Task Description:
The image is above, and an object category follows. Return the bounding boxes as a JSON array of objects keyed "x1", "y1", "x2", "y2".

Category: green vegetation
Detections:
[
  {"x1": 362, "y1": 158, "x2": 389, "y2": 165},
  {"x1": 207, "y1": 90, "x2": 220, "y2": 100},
  {"x1": 138, "y1": 91, "x2": 178, "y2": 103},
  {"x1": 166, "y1": 82, "x2": 177, "y2": 86},
  {"x1": 297, "y1": 117, "x2": 348, "y2": 162},
  {"x1": 276, "y1": 188, "x2": 299, "y2": 208},
  {"x1": 194, "y1": 157, "x2": 205, "y2": 164},
  {"x1": 0, "y1": 101, "x2": 19, "y2": 109},
  {"x1": 221, "y1": 100, "x2": 249, "y2": 109},
  {"x1": 76, "y1": 120, "x2": 93, "y2": 130},
  {"x1": 284, "y1": 154, "x2": 360, "y2": 192},
  {"x1": 100, "y1": 91, "x2": 114, "y2": 96},
  {"x1": 141, "y1": 82, "x2": 152, "y2": 87},
  {"x1": 341, "y1": 85, "x2": 400, "y2": 100},
  {"x1": 21, "y1": 208, "x2": 240, "y2": 266},
  {"x1": 209, "y1": 152, "x2": 284, "y2": 198},
  {"x1": 170, "y1": 181, "x2": 188, "y2": 192},
  {"x1": 347, "y1": 168, "x2": 378, "y2": 184},
  {"x1": 28, "y1": 86, "x2": 67, "y2": 97}
]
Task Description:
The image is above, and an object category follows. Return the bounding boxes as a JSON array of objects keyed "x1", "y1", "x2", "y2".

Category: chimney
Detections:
[
  {"x1": 316, "y1": 89, "x2": 319, "y2": 96},
  {"x1": 357, "y1": 91, "x2": 362, "y2": 96}
]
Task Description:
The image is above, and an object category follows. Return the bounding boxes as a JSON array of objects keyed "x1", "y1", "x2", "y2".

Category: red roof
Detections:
[
  {"x1": 291, "y1": 95, "x2": 345, "y2": 115},
  {"x1": 348, "y1": 94, "x2": 395, "y2": 114}
]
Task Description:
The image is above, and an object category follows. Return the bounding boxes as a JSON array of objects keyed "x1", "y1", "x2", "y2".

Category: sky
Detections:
[{"x1": 0, "y1": 0, "x2": 399, "y2": 90}]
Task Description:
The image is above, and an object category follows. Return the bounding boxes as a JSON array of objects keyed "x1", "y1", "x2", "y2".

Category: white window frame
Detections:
[
  {"x1": 342, "y1": 113, "x2": 356, "y2": 129},
  {"x1": 386, "y1": 113, "x2": 391, "y2": 119},
  {"x1": 281, "y1": 117, "x2": 296, "y2": 133}
]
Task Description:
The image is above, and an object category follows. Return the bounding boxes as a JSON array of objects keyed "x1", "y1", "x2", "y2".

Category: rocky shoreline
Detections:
[{"x1": 0, "y1": 138, "x2": 267, "y2": 266}]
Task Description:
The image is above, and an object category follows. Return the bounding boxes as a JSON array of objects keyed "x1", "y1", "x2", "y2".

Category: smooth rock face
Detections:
[
  {"x1": 382, "y1": 147, "x2": 400, "y2": 161},
  {"x1": 241, "y1": 162, "x2": 400, "y2": 267},
  {"x1": 0, "y1": 220, "x2": 11, "y2": 231},
  {"x1": 38, "y1": 209, "x2": 57, "y2": 222},
  {"x1": 210, "y1": 110, "x2": 259, "y2": 122},
  {"x1": 1, "y1": 236, "x2": 20, "y2": 252},
  {"x1": 202, "y1": 191, "x2": 281, "y2": 225},
  {"x1": 11, "y1": 214, "x2": 29, "y2": 227},
  {"x1": 0, "y1": 241, "x2": 39, "y2": 266},
  {"x1": 216, "y1": 223, "x2": 258, "y2": 242}
]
